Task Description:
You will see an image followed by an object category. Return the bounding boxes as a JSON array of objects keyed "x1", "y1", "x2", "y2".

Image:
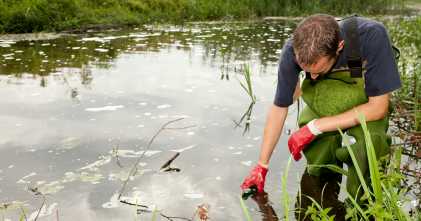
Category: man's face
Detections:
[
  {"x1": 299, "y1": 56, "x2": 337, "y2": 79},
  {"x1": 297, "y1": 40, "x2": 344, "y2": 79}
]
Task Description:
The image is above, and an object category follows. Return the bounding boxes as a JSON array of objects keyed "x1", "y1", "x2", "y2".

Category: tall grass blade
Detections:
[
  {"x1": 151, "y1": 206, "x2": 158, "y2": 221},
  {"x1": 338, "y1": 128, "x2": 372, "y2": 200},
  {"x1": 357, "y1": 114, "x2": 383, "y2": 204},
  {"x1": 239, "y1": 197, "x2": 253, "y2": 221},
  {"x1": 281, "y1": 157, "x2": 292, "y2": 221}
]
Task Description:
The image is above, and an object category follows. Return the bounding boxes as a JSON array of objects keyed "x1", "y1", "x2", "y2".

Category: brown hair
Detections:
[{"x1": 292, "y1": 14, "x2": 340, "y2": 65}]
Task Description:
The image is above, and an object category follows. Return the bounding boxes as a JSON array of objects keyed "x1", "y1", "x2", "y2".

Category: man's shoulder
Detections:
[
  {"x1": 340, "y1": 17, "x2": 387, "y2": 35},
  {"x1": 356, "y1": 17, "x2": 387, "y2": 34}
]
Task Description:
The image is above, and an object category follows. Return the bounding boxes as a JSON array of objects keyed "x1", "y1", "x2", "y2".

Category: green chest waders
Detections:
[{"x1": 298, "y1": 70, "x2": 391, "y2": 198}]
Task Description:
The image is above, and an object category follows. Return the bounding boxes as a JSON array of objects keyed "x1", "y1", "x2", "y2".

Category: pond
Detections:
[{"x1": 0, "y1": 18, "x2": 419, "y2": 220}]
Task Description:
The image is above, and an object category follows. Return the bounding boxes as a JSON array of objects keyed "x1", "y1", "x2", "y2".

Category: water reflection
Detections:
[
  {"x1": 0, "y1": 21, "x2": 294, "y2": 79},
  {"x1": 251, "y1": 192, "x2": 279, "y2": 221}
]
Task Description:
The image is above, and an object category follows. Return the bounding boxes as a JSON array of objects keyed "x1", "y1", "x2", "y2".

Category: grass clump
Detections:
[{"x1": 337, "y1": 114, "x2": 413, "y2": 221}]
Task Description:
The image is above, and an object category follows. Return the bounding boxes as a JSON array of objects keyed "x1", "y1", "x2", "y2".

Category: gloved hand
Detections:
[
  {"x1": 288, "y1": 119, "x2": 322, "y2": 161},
  {"x1": 240, "y1": 163, "x2": 268, "y2": 193}
]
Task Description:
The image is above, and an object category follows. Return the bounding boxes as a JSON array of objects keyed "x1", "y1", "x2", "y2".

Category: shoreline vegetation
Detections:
[{"x1": 0, "y1": 0, "x2": 409, "y2": 34}]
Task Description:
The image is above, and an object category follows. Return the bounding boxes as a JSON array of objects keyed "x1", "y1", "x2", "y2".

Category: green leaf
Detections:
[{"x1": 307, "y1": 164, "x2": 349, "y2": 176}]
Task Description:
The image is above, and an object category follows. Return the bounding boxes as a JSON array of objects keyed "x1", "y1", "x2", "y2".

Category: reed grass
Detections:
[
  {"x1": 234, "y1": 64, "x2": 256, "y2": 134},
  {"x1": 151, "y1": 207, "x2": 158, "y2": 221},
  {"x1": 281, "y1": 157, "x2": 292, "y2": 221},
  {"x1": 237, "y1": 64, "x2": 256, "y2": 103},
  {"x1": 337, "y1": 113, "x2": 413, "y2": 220},
  {"x1": 239, "y1": 196, "x2": 253, "y2": 221},
  {"x1": 0, "y1": 0, "x2": 408, "y2": 33}
]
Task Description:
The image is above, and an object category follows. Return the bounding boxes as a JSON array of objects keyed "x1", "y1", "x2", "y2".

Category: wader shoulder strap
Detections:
[{"x1": 343, "y1": 17, "x2": 363, "y2": 78}]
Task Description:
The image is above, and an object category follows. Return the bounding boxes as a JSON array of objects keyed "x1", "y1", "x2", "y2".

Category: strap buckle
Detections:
[{"x1": 348, "y1": 58, "x2": 362, "y2": 78}]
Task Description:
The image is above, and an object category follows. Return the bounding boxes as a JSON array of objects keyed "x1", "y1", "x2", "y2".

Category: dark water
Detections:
[{"x1": 0, "y1": 18, "x2": 419, "y2": 220}]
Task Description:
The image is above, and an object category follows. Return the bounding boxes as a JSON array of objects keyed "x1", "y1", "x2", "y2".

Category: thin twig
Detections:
[
  {"x1": 33, "y1": 196, "x2": 46, "y2": 221},
  {"x1": 117, "y1": 118, "x2": 195, "y2": 200},
  {"x1": 119, "y1": 200, "x2": 149, "y2": 208}
]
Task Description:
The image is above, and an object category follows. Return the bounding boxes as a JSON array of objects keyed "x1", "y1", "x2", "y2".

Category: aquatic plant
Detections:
[{"x1": 234, "y1": 64, "x2": 257, "y2": 134}]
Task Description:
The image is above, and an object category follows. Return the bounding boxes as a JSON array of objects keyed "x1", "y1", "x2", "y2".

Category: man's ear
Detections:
[{"x1": 337, "y1": 40, "x2": 345, "y2": 54}]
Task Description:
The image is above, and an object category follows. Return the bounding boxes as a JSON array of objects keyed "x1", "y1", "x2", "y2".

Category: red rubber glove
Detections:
[
  {"x1": 241, "y1": 164, "x2": 268, "y2": 193},
  {"x1": 288, "y1": 120, "x2": 321, "y2": 161}
]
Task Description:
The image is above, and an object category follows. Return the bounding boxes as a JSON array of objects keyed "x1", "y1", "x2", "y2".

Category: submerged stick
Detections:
[
  {"x1": 160, "y1": 213, "x2": 192, "y2": 221},
  {"x1": 160, "y1": 152, "x2": 180, "y2": 171}
]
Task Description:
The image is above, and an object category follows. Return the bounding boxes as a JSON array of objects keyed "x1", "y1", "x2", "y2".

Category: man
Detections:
[{"x1": 240, "y1": 14, "x2": 400, "y2": 199}]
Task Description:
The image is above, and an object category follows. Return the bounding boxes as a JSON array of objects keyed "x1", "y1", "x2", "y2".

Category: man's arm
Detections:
[
  {"x1": 259, "y1": 80, "x2": 301, "y2": 166},
  {"x1": 258, "y1": 104, "x2": 289, "y2": 167},
  {"x1": 314, "y1": 93, "x2": 390, "y2": 132}
]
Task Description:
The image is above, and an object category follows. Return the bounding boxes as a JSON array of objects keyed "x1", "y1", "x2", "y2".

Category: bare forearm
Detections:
[
  {"x1": 258, "y1": 105, "x2": 288, "y2": 166},
  {"x1": 315, "y1": 94, "x2": 390, "y2": 132}
]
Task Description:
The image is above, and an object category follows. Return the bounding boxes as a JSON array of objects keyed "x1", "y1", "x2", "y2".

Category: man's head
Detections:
[{"x1": 292, "y1": 14, "x2": 344, "y2": 79}]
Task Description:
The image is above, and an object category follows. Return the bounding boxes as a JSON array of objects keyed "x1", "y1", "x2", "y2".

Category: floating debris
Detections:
[
  {"x1": 79, "y1": 172, "x2": 104, "y2": 184},
  {"x1": 37, "y1": 181, "x2": 65, "y2": 194},
  {"x1": 157, "y1": 104, "x2": 172, "y2": 109},
  {"x1": 58, "y1": 137, "x2": 80, "y2": 150},
  {"x1": 241, "y1": 161, "x2": 252, "y2": 166},
  {"x1": 79, "y1": 155, "x2": 112, "y2": 171},
  {"x1": 194, "y1": 203, "x2": 210, "y2": 221},
  {"x1": 184, "y1": 193, "x2": 204, "y2": 199},
  {"x1": 170, "y1": 144, "x2": 197, "y2": 153},
  {"x1": 85, "y1": 105, "x2": 124, "y2": 112},
  {"x1": 108, "y1": 149, "x2": 161, "y2": 158},
  {"x1": 0, "y1": 201, "x2": 26, "y2": 210},
  {"x1": 16, "y1": 172, "x2": 37, "y2": 184}
]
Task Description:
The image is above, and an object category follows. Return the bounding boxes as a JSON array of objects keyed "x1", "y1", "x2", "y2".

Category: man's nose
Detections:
[{"x1": 310, "y1": 73, "x2": 319, "y2": 79}]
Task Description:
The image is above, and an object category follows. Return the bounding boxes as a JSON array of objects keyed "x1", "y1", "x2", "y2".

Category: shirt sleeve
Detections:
[
  {"x1": 274, "y1": 39, "x2": 302, "y2": 107},
  {"x1": 363, "y1": 22, "x2": 401, "y2": 97}
]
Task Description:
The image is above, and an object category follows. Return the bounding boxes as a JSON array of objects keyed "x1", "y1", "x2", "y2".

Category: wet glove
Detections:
[
  {"x1": 288, "y1": 119, "x2": 322, "y2": 161},
  {"x1": 240, "y1": 163, "x2": 268, "y2": 193}
]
